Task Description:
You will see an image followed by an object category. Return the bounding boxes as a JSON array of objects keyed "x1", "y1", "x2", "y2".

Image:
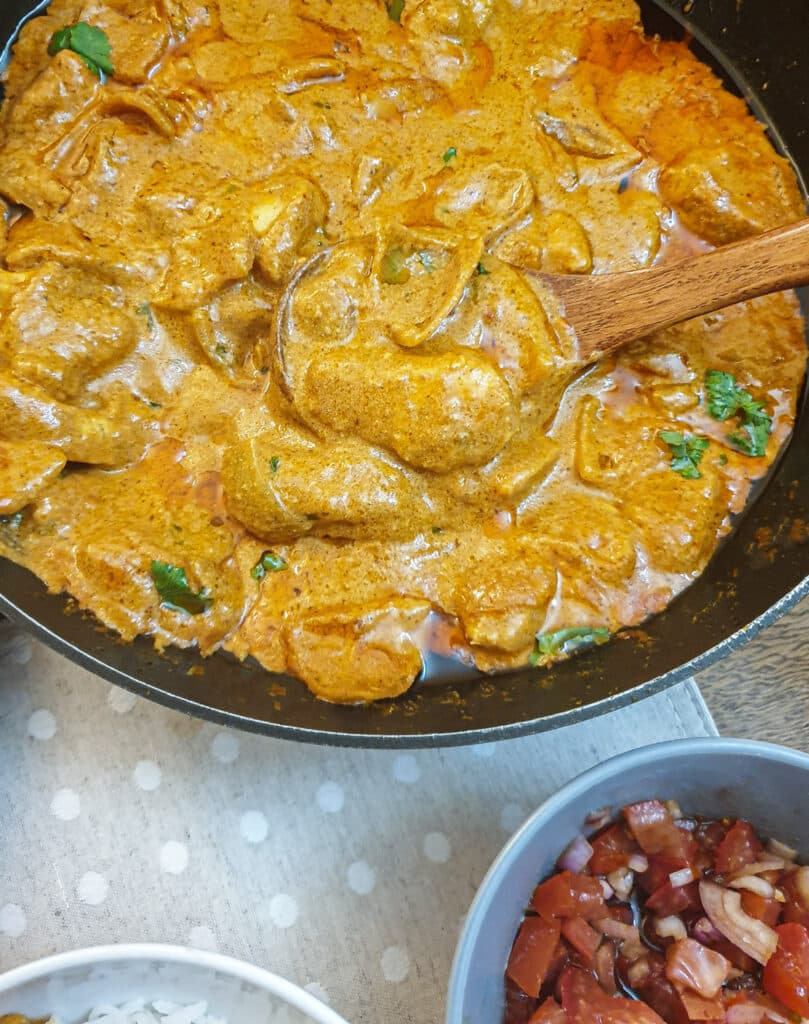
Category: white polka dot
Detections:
[
  {"x1": 269, "y1": 893, "x2": 298, "y2": 929},
  {"x1": 240, "y1": 810, "x2": 268, "y2": 844},
  {"x1": 472, "y1": 742, "x2": 498, "y2": 759},
  {"x1": 78, "y1": 872, "x2": 108, "y2": 905},
  {"x1": 423, "y1": 831, "x2": 452, "y2": 864},
  {"x1": 50, "y1": 788, "x2": 80, "y2": 821},
  {"x1": 133, "y1": 760, "x2": 161, "y2": 791},
  {"x1": 4, "y1": 634, "x2": 32, "y2": 666},
  {"x1": 0, "y1": 904, "x2": 26, "y2": 937},
  {"x1": 381, "y1": 946, "x2": 410, "y2": 983},
  {"x1": 392, "y1": 754, "x2": 421, "y2": 784},
  {"x1": 316, "y1": 781, "x2": 344, "y2": 813},
  {"x1": 500, "y1": 802, "x2": 526, "y2": 833},
  {"x1": 211, "y1": 732, "x2": 239, "y2": 764},
  {"x1": 347, "y1": 860, "x2": 376, "y2": 895},
  {"x1": 304, "y1": 983, "x2": 329, "y2": 1006},
  {"x1": 160, "y1": 840, "x2": 189, "y2": 875},
  {"x1": 107, "y1": 687, "x2": 137, "y2": 713},
  {"x1": 188, "y1": 925, "x2": 218, "y2": 952},
  {"x1": 27, "y1": 708, "x2": 56, "y2": 741}
]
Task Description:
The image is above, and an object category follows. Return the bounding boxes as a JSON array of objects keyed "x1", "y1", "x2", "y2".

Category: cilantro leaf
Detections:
[
  {"x1": 530, "y1": 626, "x2": 610, "y2": 665},
  {"x1": 704, "y1": 369, "x2": 772, "y2": 458},
  {"x1": 269, "y1": 455, "x2": 280, "y2": 473},
  {"x1": 658, "y1": 430, "x2": 709, "y2": 480},
  {"x1": 476, "y1": 261, "x2": 490, "y2": 276},
  {"x1": 251, "y1": 550, "x2": 288, "y2": 581},
  {"x1": 442, "y1": 146, "x2": 457, "y2": 164},
  {"x1": 385, "y1": 0, "x2": 405, "y2": 22},
  {"x1": 151, "y1": 560, "x2": 212, "y2": 614},
  {"x1": 48, "y1": 23, "x2": 114, "y2": 79}
]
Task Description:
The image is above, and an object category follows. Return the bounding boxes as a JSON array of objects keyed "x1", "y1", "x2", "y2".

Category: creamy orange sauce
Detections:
[{"x1": 0, "y1": 0, "x2": 805, "y2": 702}]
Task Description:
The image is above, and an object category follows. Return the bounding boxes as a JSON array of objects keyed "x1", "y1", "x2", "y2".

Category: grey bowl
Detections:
[{"x1": 445, "y1": 737, "x2": 809, "y2": 1024}]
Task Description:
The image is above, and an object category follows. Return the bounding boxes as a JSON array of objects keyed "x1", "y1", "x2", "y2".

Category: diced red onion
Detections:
[
  {"x1": 558, "y1": 834, "x2": 594, "y2": 873},
  {"x1": 627, "y1": 958, "x2": 651, "y2": 986},
  {"x1": 586, "y1": 806, "x2": 613, "y2": 830},
  {"x1": 596, "y1": 917, "x2": 640, "y2": 943},
  {"x1": 629, "y1": 854, "x2": 649, "y2": 873},
  {"x1": 600, "y1": 879, "x2": 615, "y2": 900},
  {"x1": 607, "y1": 867, "x2": 635, "y2": 900},
  {"x1": 729, "y1": 876, "x2": 774, "y2": 898},
  {"x1": 656, "y1": 915, "x2": 687, "y2": 940},
  {"x1": 665, "y1": 938, "x2": 731, "y2": 998},
  {"x1": 726, "y1": 1004, "x2": 789, "y2": 1024},
  {"x1": 666, "y1": 800, "x2": 684, "y2": 820},
  {"x1": 692, "y1": 916, "x2": 723, "y2": 944},
  {"x1": 670, "y1": 866, "x2": 696, "y2": 887},
  {"x1": 698, "y1": 879, "x2": 778, "y2": 965},
  {"x1": 766, "y1": 838, "x2": 798, "y2": 862},
  {"x1": 795, "y1": 864, "x2": 809, "y2": 907}
]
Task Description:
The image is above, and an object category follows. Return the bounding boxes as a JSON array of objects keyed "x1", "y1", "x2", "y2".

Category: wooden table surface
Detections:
[{"x1": 696, "y1": 594, "x2": 809, "y2": 750}]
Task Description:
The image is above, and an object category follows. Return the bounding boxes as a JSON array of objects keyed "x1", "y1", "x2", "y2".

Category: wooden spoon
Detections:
[{"x1": 532, "y1": 218, "x2": 809, "y2": 362}]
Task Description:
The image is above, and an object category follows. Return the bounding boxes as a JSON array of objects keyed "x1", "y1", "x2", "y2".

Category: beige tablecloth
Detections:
[{"x1": 0, "y1": 625, "x2": 716, "y2": 1024}]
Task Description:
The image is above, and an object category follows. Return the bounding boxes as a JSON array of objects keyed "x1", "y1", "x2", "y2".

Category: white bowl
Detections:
[{"x1": 0, "y1": 944, "x2": 350, "y2": 1024}]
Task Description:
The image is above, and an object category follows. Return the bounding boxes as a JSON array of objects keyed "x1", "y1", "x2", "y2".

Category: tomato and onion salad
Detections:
[{"x1": 504, "y1": 801, "x2": 809, "y2": 1024}]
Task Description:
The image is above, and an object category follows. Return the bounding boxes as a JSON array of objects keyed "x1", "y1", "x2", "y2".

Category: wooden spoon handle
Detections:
[{"x1": 544, "y1": 217, "x2": 809, "y2": 362}]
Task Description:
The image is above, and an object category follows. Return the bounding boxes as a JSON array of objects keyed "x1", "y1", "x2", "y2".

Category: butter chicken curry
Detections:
[{"x1": 0, "y1": 0, "x2": 805, "y2": 702}]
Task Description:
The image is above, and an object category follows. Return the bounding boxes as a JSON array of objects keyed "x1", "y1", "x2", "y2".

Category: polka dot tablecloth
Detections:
[{"x1": 0, "y1": 623, "x2": 716, "y2": 1024}]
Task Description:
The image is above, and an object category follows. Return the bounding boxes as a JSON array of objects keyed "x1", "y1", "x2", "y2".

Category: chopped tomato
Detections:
[
  {"x1": 703, "y1": 937, "x2": 757, "y2": 974},
  {"x1": 646, "y1": 880, "x2": 700, "y2": 917},
  {"x1": 624, "y1": 802, "x2": 696, "y2": 863},
  {"x1": 714, "y1": 821, "x2": 763, "y2": 875},
  {"x1": 639, "y1": 855, "x2": 691, "y2": 896},
  {"x1": 741, "y1": 891, "x2": 782, "y2": 928},
  {"x1": 676, "y1": 991, "x2": 724, "y2": 1020},
  {"x1": 762, "y1": 923, "x2": 809, "y2": 1017},
  {"x1": 561, "y1": 965, "x2": 668, "y2": 1024},
  {"x1": 530, "y1": 998, "x2": 568, "y2": 1024},
  {"x1": 591, "y1": 824, "x2": 639, "y2": 874},
  {"x1": 665, "y1": 938, "x2": 731, "y2": 998},
  {"x1": 561, "y1": 916, "x2": 602, "y2": 964},
  {"x1": 506, "y1": 978, "x2": 538, "y2": 1024},
  {"x1": 532, "y1": 871, "x2": 605, "y2": 922},
  {"x1": 507, "y1": 918, "x2": 562, "y2": 996},
  {"x1": 781, "y1": 871, "x2": 809, "y2": 930}
]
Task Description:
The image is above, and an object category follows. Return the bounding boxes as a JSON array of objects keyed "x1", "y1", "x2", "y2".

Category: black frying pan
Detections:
[{"x1": 1, "y1": 0, "x2": 807, "y2": 746}]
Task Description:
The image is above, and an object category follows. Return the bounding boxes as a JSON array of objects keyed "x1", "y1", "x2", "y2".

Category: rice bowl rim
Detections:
[{"x1": 0, "y1": 944, "x2": 350, "y2": 1024}]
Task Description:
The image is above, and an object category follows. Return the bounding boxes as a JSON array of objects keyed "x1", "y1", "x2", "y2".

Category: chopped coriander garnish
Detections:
[
  {"x1": 385, "y1": 0, "x2": 405, "y2": 21},
  {"x1": 442, "y1": 146, "x2": 457, "y2": 164},
  {"x1": 476, "y1": 261, "x2": 490, "y2": 276},
  {"x1": 704, "y1": 370, "x2": 771, "y2": 458},
  {"x1": 313, "y1": 100, "x2": 332, "y2": 109},
  {"x1": 379, "y1": 247, "x2": 410, "y2": 285},
  {"x1": 658, "y1": 430, "x2": 709, "y2": 480},
  {"x1": 151, "y1": 560, "x2": 212, "y2": 615},
  {"x1": 431, "y1": 525, "x2": 443, "y2": 534},
  {"x1": 530, "y1": 626, "x2": 610, "y2": 665},
  {"x1": 718, "y1": 452, "x2": 728, "y2": 466},
  {"x1": 48, "y1": 23, "x2": 114, "y2": 79},
  {"x1": 251, "y1": 550, "x2": 288, "y2": 580},
  {"x1": 269, "y1": 456, "x2": 280, "y2": 473}
]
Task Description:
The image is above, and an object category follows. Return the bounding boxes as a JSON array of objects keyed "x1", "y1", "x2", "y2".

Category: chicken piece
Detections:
[
  {"x1": 252, "y1": 179, "x2": 327, "y2": 284},
  {"x1": 403, "y1": 0, "x2": 493, "y2": 96},
  {"x1": 2, "y1": 265, "x2": 140, "y2": 401},
  {"x1": 0, "y1": 373, "x2": 149, "y2": 466},
  {"x1": 284, "y1": 598, "x2": 431, "y2": 702},
  {"x1": 495, "y1": 211, "x2": 593, "y2": 275},
  {"x1": 222, "y1": 430, "x2": 427, "y2": 542},
  {"x1": 75, "y1": 1, "x2": 170, "y2": 84},
  {"x1": 434, "y1": 164, "x2": 535, "y2": 241},
  {"x1": 190, "y1": 277, "x2": 274, "y2": 384},
  {"x1": 624, "y1": 469, "x2": 725, "y2": 575},
  {"x1": 303, "y1": 348, "x2": 517, "y2": 472},
  {"x1": 0, "y1": 441, "x2": 66, "y2": 514},
  {"x1": 659, "y1": 142, "x2": 804, "y2": 246},
  {"x1": 574, "y1": 396, "x2": 670, "y2": 488}
]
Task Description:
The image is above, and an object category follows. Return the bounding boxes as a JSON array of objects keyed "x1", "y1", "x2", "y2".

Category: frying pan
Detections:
[{"x1": 1, "y1": 0, "x2": 807, "y2": 746}]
